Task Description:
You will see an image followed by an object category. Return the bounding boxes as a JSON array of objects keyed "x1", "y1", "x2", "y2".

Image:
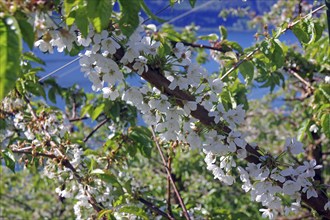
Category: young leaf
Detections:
[
  {"x1": 189, "y1": 0, "x2": 197, "y2": 8},
  {"x1": 0, "y1": 16, "x2": 22, "y2": 101},
  {"x1": 219, "y1": 25, "x2": 227, "y2": 40}
]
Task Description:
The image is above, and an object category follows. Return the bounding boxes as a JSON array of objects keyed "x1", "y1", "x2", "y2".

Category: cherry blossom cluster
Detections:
[
  {"x1": 0, "y1": 96, "x2": 120, "y2": 219},
  {"x1": 21, "y1": 7, "x2": 330, "y2": 219}
]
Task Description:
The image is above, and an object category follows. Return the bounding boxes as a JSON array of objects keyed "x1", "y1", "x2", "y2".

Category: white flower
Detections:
[
  {"x1": 324, "y1": 201, "x2": 330, "y2": 210},
  {"x1": 122, "y1": 87, "x2": 144, "y2": 107},
  {"x1": 208, "y1": 103, "x2": 225, "y2": 124},
  {"x1": 183, "y1": 101, "x2": 197, "y2": 115},
  {"x1": 284, "y1": 137, "x2": 304, "y2": 155},
  {"x1": 246, "y1": 163, "x2": 270, "y2": 181},
  {"x1": 77, "y1": 33, "x2": 92, "y2": 47},
  {"x1": 132, "y1": 56, "x2": 148, "y2": 75},
  {"x1": 309, "y1": 124, "x2": 318, "y2": 133},
  {"x1": 282, "y1": 180, "x2": 301, "y2": 195},
  {"x1": 141, "y1": 36, "x2": 160, "y2": 56},
  {"x1": 325, "y1": 76, "x2": 330, "y2": 83},
  {"x1": 284, "y1": 202, "x2": 301, "y2": 215},
  {"x1": 101, "y1": 37, "x2": 121, "y2": 54},
  {"x1": 120, "y1": 47, "x2": 140, "y2": 64},
  {"x1": 270, "y1": 168, "x2": 285, "y2": 183},
  {"x1": 302, "y1": 183, "x2": 318, "y2": 199},
  {"x1": 102, "y1": 87, "x2": 119, "y2": 100},
  {"x1": 222, "y1": 105, "x2": 245, "y2": 129},
  {"x1": 209, "y1": 78, "x2": 224, "y2": 94},
  {"x1": 168, "y1": 75, "x2": 190, "y2": 90},
  {"x1": 186, "y1": 132, "x2": 202, "y2": 150},
  {"x1": 35, "y1": 39, "x2": 54, "y2": 53},
  {"x1": 148, "y1": 95, "x2": 170, "y2": 112},
  {"x1": 259, "y1": 208, "x2": 275, "y2": 219},
  {"x1": 296, "y1": 159, "x2": 322, "y2": 178},
  {"x1": 173, "y1": 42, "x2": 186, "y2": 59}
]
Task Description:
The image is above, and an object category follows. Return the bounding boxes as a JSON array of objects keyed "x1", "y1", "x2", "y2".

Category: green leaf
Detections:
[
  {"x1": 48, "y1": 87, "x2": 57, "y2": 103},
  {"x1": 22, "y1": 52, "x2": 45, "y2": 65},
  {"x1": 0, "y1": 16, "x2": 22, "y2": 101},
  {"x1": 272, "y1": 39, "x2": 284, "y2": 69},
  {"x1": 97, "y1": 171, "x2": 123, "y2": 192},
  {"x1": 81, "y1": 104, "x2": 92, "y2": 117},
  {"x1": 140, "y1": 0, "x2": 166, "y2": 23},
  {"x1": 170, "y1": 0, "x2": 176, "y2": 6},
  {"x1": 128, "y1": 126, "x2": 153, "y2": 158},
  {"x1": 2, "y1": 149, "x2": 16, "y2": 173},
  {"x1": 75, "y1": 7, "x2": 89, "y2": 37},
  {"x1": 199, "y1": 34, "x2": 218, "y2": 41},
  {"x1": 298, "y1": 119, "x2": 312, "y2": 141},
  {"x1": 321, "y1": 114, "x2": 330, "y2": 138},
  {"x1": 0, "y1": 118, "x2": 6, "y2": 129},
  {"x1": 227, "y1": 41, "x2": 243, "y2": 54},
  {"x1": 118, "y1": 0, "x2": 141, "y2": 37},
  {"x1": 91, "y1": 168, "x2": 105, "y2": 174},
  {"x1": 239, "y1": 61, "x2": 254, "y2": 84},
  {"x1": 292, "y1": 24, "x2": 309, "y2": 45},
  {"x1": 119, "y1": 206, "x2": 148, "y2": 220},
  {"x1": 91, "y1": 103, "x2": 105, "y2": 120},
  {"x1": 87, "y1": 0, "x2": 113, "y2": 33},
  {"x1": 16, "y1": 18, "x2": 34, "y2": 50},
  {"x1": 98, "y1": 209, "x2": 114, "y2": 220},
  {"x1": 219, "y1": 25, "x2": 227, "y2": 40},
  {"x1": 64, "y1": 0, "x2": 80, "y2": 20},
  {"x1": 313, "y1": 22, "x2": 323, "y2": 43},
  {"x1": 189, "y1": 0, "x2": 197, "y2": 7}
]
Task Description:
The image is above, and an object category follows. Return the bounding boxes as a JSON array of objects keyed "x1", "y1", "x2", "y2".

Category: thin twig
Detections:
[
  {"x1": 21, "y1": 94, "x2": 38, "y2": 120},
  {"x1": 287, "y1": 68, "x2": 314, "y2": 90},
  {"x1": 180, "y1": 41, "x2": 233, "y2": 53},
  {"x1": 150, "y1": 126, "x2": 191, "y2": 220},
  {"x1": 83, "y1": 118, "x2": 110, "y2": 142},
  {"x1": 137, "y1": 197, "x2": 174, "y2": 220},
  {"x1": 220, "y1": 47, "x2": 259, "y2": 80},
  {"x1": 69, "y1": 116, "x2": 89, "y2": 122},
  {"x1": 166, "y1": 155, "x2": 173, "y2": 218}
]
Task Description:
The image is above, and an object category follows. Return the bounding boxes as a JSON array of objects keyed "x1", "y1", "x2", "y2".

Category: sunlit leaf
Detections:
[
  {"x1": 0, "y1": 16, "x2": 22, "y2": 101},
  {"x1": 87, "y1": 0, "x2": 113, "y2": 32}
]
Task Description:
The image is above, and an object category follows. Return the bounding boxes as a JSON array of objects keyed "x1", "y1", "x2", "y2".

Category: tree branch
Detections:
[
  {"x1": 151, "y1": 126, "x2": 191, "y2": 220},
  {"x1": 83, "y1": 118, "x2": 110, "y2": 142}
]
